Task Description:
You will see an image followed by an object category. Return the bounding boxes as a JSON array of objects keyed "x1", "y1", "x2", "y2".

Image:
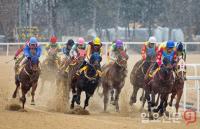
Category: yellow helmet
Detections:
[{"x1": 93, "y1": 37, "x2": 101, "y2": 45}]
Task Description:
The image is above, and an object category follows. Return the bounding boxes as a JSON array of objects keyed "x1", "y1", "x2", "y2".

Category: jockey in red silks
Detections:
[
  {"x1": 14, "y1": 41, "x2": 29, "y2": 74},
  {"x1": 141, "y1": 36, "x2": 159, "y2": 62},
  {"x1": 148, "y1": 40, "x2": 177, "y2": 77}
]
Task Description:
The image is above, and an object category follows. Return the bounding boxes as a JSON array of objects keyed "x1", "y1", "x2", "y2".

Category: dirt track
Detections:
[{"x1": 0, "y1": 55, "x2": 199, "y2": 129}]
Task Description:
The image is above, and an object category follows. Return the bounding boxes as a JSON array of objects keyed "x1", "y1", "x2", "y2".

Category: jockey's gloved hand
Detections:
[
  {"x1": 14, "y1": 56, "x2": 17, "y2": 60},
  {"x1": 27, "y1": 57, "x2": 31, "y2": 60}
]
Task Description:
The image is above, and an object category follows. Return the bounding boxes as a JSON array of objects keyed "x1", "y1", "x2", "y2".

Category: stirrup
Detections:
[{"x1": 148, "y1": 73, "x2": 153, "y2": 77}]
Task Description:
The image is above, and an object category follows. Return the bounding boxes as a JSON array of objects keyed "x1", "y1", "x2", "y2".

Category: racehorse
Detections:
[
  {"x1": 101, "y1": 50, "x2": 129, "y2": 112},
  {"x1": 12, "y1": 56, "x2": 40, "y2": 110},
  {"x1": 70, "y1": 53, "x2": 102, "y2": 109},
  {"x1": 144, "y1": 57, "x2": 175, "y2": 116},
  {"x1": 169, "y1": 56, "x2": 186, "y2": 113},
  {"x1": 129, "y1": 56, "x2": 156, "y2": 106}
]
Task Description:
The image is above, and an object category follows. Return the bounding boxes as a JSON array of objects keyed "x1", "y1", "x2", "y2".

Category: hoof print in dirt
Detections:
[
  {"x1": 67, "y1": 106, "x2": 90, "y2": 115},
  {"x1": 18, "y1": 108, "x2": 28, "y2": 112},
  {"x1": 5, "y1": 103, "x2": 21, "y2": 111}
]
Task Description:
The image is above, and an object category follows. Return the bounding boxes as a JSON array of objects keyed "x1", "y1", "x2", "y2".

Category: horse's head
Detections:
[
  {"x1": 27, "y1": 56, "x2": 39, "y2": 72},
  {"x1": 116, "y1": 50, "x2": 129, "y2": 67},
  {"x1": 160, "y1": 57, "x2": 173, "y2": 78},
  {"x1": 48, "y1": 48, "x2": 57, "y2": 56},
  {"x1": 89, "y1": 53, "x2": 102, "y2": 69},
  {"x1": 176, "y1": 56, "x2": 186, "y2": 80},
  {"x1": 86, "y1": 63, "x2": 97, "y2": 78}
]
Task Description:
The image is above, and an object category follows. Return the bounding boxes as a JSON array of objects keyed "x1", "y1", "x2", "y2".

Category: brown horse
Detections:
[
  {"x1": 129, "y1": 58, "x2": 155, "y2": 106},
  {"x1": 101, "y1": 50, "x2": 129, "y2": 112},
  {"x1": 169, "y1": 56, "x2": 186, "y2": 113},
  {"x1": 144, "y1": 58, "x2": 175, "y2": 116},
  {"x1": 12, "y1": 57, "x2": 40, "y2": 110}
]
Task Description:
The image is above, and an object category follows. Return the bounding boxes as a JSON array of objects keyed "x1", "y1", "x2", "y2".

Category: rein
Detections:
[{"x1": 83, "y1": 70, "x2": 97, "y2": 81}]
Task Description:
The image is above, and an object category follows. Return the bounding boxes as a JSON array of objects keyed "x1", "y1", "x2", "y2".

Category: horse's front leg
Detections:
[
  {"x1": 129, "y1": 86, "x2": 139, "y2": 105},
  {"x1": 84, "y1": 93, "x2": 90, "y2": 109},
  {"x1": 110, "y1": 88, "x2": 115, "y2": 105},
  {"x1": 145, "y1": 91, "x2": 153, "y2": 119},
  {"x1": 70, "y1": 85, "x2": 77, "y2": 109},
  {"x1": 20, "y1": 85, "x2": 29, "y2": 111},
  {"x1": 13, "y1": 77, "x2": 20, "y2": 98},
  {"x1": 140, "y1": 89, "x2": 144, "y2": 101},
  {"x1": 31, "y1": 83, "x2": 38, "y2": 105},
  {"x1": 75, "y1": 88, "x2": 81, "y2": 105},
  {"x1": 175, "y1": 89, "x2": 183, "y2": 114},
  {"x1": 169, "y1": 92, "x2": 176, "y2": 107},
  {"x1": 103, "y1": 86, "x2": 109, "y2": 112},
  {"x1": 114, "y1": 88, "x2": 121, "y2": 112}
]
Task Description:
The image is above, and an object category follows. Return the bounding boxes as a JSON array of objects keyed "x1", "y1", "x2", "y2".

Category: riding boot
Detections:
[
  {"x1": 148, "y1": 62, "x2": 158, "y2": 78},
  {"x1": 79, "y1": 60, "x2": 87, "y2": 69}
]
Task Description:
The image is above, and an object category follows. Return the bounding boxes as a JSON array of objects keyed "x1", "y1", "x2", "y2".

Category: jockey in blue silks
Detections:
[{"x1": 24, "y1": 37, "x2": 42, "y2": 60}]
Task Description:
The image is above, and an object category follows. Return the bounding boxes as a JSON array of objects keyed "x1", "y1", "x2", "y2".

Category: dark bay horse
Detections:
[
  {"x1": 144, "y1": 58, "x2": 175, "y2": 116},
  {"x1": 12, "y1": 57, "x2": 40, "y2": 110},
  {"x1": 129, "y1": 57, "x2": 156, "y2": 106},
  {"x1": 101, "y1": 50, "x2": 129, "y2": 112},
  {"x1": 169, "y1": 56, "x2": 186, "y2": 113},
  {"x1": 70, "y1": 54, "x2": 101, "y2": 109}
]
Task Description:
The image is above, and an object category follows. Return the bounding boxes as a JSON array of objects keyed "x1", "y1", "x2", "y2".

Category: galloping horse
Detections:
[
  {"x1": 129, "y1": 56, "x2": 156, "y2": 106},
  {"x1": 169, "y1": 56, "x2": 186, "y2": 113},
  {"x1": 144, "y1": 58, "x2": 175, "y2": 116},
  {"x1": 101, "y1": 50, "x2": 129, "y2": 112},
  {"x1": 12, "y1": 57, "x2": 40, "y2": 110},
  {"x1": 70, "y1": 54, "x2": 102, "y2": 109}
]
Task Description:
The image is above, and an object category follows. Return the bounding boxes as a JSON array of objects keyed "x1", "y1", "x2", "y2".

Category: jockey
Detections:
[
  {"x1": 108, "y1": 39, "x2": 126, "y2": 63},
  {"x1": 23, "y1": 37, "x2": 42, "y2": 63},
  {"x1": 14, "y1": 41, "x2": 29, "y2": 65},
  {"x1": 69, "y1": 37, "x2": 86, "y2": 59},
  {"x1": 62, "y1": 39, "x2": 75, "y2": 57},
  {"x1": 76, "y1": 53, "x2": 102, "y2": 77},
  {"x1": 176, "y1": 42, "x2": 186, "y2": 61},
  {"x1": 148, "y1": 40, "x2": 177, "y2": 77},
  {"x1": 86, "y1": 37, "x2": 103, "y2": 61},
  {"x1": 141, "y1": 36, "x2": 159, "y2": 61},
  {"x1": 78, "y1": 37, "x2": 103, "y2": 70},
  {"x1": 14, "y1": 41, "x2": 29, "y2": 74},
  {"x1": 45, "y1": 35, "x2": 60, "y2": 56},
  {"x1": 59, "y1": 39, "x2": 75, "y2": 70}
]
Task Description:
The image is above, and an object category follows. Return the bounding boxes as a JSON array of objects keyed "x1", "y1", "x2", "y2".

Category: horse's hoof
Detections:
[
  {"x1": 31, "y1": 102, "x2": 35, "y2": 105},
  {"x1": 12, "y1": 94, "x2": 17, "y2": 98},
  {"x1": 149, "y1": 113, "x2": 153, "y2": 120},
  {"x1": 70, "y1": 104, "x2": 74, "y2": 109},
  {"x1": 151, "y1": 103, "x2": 156, "y2": 107},
  {"x1": 116, "y1": 109, "x2": 120, "y2": 113},
  {"x1": 110, "y1": 101, "x2": 115, "y2": 105},
  {"x1": 129, "y1": 101, "x2": 133, "y2": 106},
  {"x1": 164, "y1": 111, "x2": 169, "y2": 117},
  {"x1": 139, "y1": 97, "x2": 143, "y2": 101},
  {"x1": 19, "y1": 108, "x2": 27, "y2": 112},
  {"x1": 153, "y1": 108, "x2": 159, "y2": 113}
]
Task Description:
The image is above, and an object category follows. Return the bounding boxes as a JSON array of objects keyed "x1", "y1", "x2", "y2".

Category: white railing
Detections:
[
  {"x1": 184, "y1": 64, "x2": 200, "y2": 113},
  {"x1": 0, "y1": 42, "x2": 200, "y2": 56}
]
